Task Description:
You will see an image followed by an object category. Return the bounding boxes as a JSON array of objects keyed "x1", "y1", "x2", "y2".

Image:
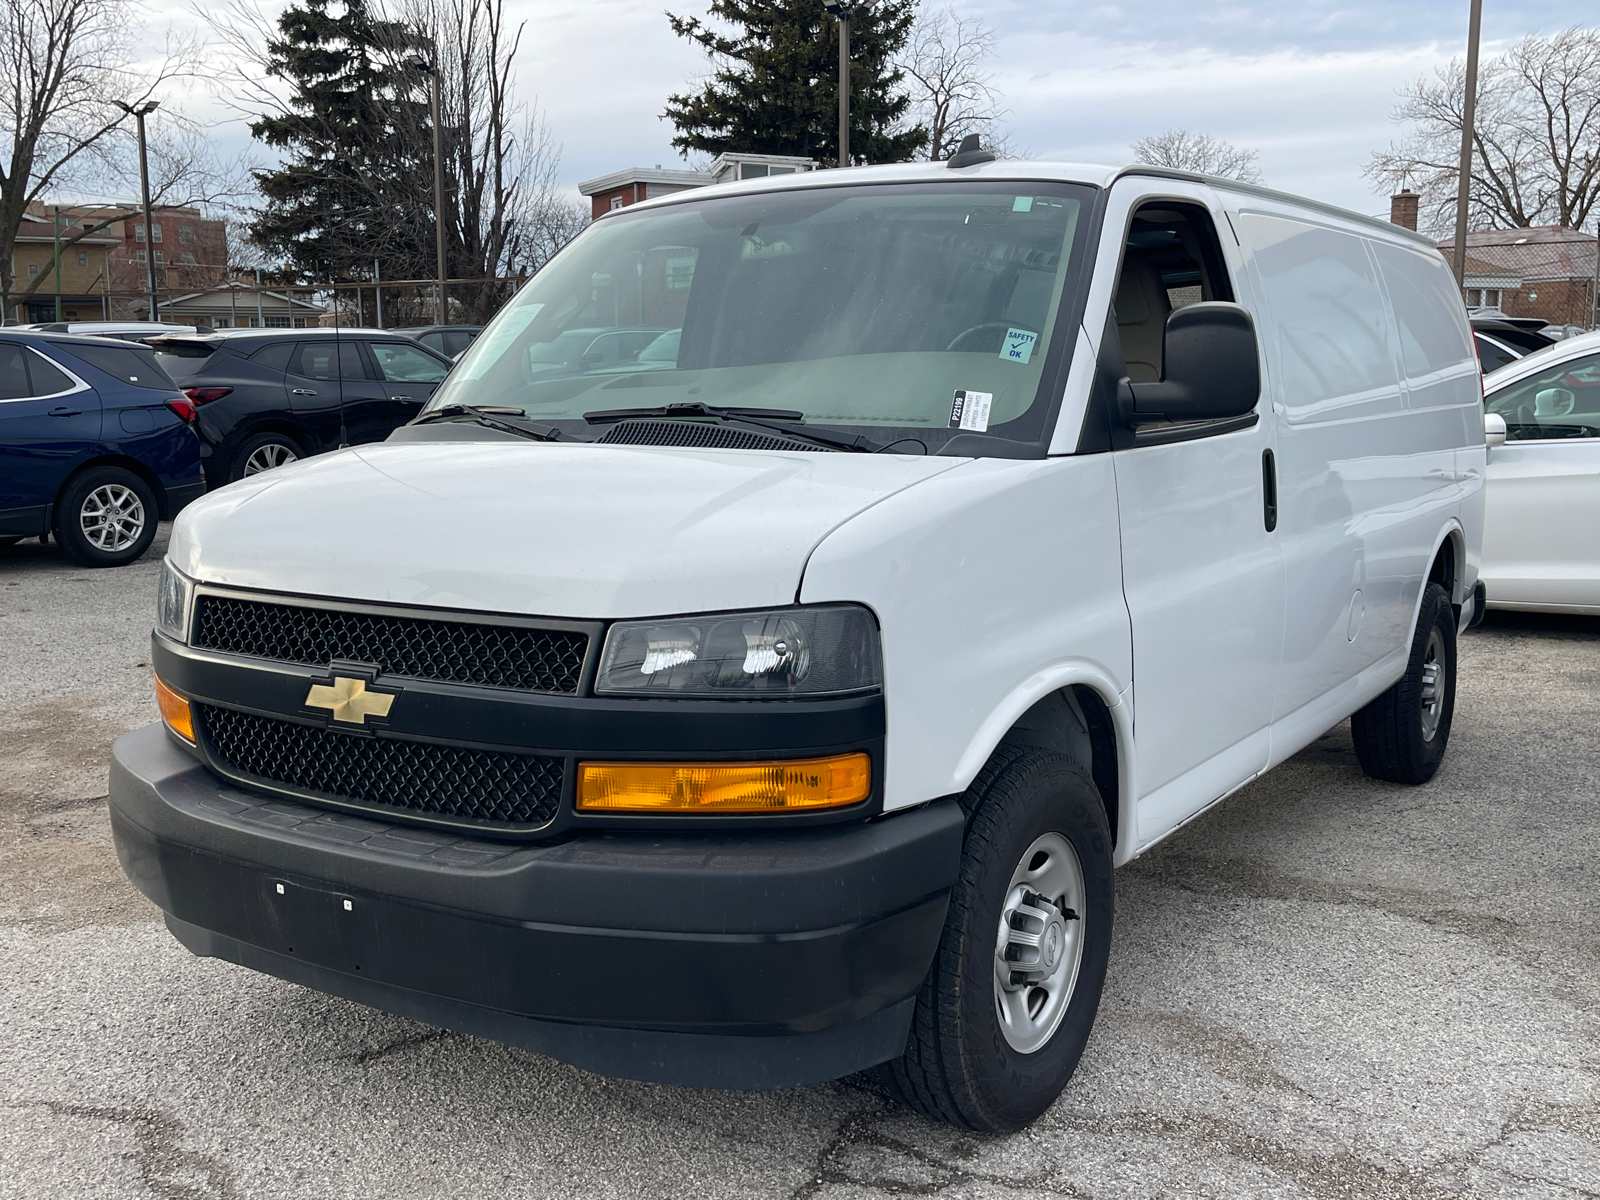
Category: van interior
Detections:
[{"x1": 1113, "y1": 204, "x2": 1235, "y2": 381}]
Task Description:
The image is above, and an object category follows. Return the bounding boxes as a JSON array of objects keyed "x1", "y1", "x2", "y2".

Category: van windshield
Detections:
[{"x1": 428, "y1": 181, "x2": 1092, "y2": 450}]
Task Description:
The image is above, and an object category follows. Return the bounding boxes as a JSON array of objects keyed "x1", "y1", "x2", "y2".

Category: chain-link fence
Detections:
[{"x1": 1441, "y1": 229, "x2": 1600, "y2": 332}]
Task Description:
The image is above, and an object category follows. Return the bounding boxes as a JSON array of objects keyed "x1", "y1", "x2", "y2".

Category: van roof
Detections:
[{"x1": 606, "y1": 158, "x2": 1440, "y2": 251}]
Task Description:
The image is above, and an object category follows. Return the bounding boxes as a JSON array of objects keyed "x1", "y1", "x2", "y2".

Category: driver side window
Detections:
[{"x1": 1487, "y1": 352, "x2": 1600, "y2": 441}]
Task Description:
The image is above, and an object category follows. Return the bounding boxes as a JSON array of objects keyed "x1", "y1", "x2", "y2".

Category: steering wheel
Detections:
[{"x1": 945, "y1": 322, "x2": 1014, "y2": 353}]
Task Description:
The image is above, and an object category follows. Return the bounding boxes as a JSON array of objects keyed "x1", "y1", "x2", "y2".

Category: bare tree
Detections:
[
  {"x1": 1131, "y1": 129, "x2": 1263, "y2": 184},
  {"x1": 0, "y1": 0, "x2": 213, "y2": 317},
  {"x1": 899, "y1": 6, "x2": 1013, "y2": 161},
  {"x1": 1365, "y1": 27, "x2": 1600, "y2": 236}
]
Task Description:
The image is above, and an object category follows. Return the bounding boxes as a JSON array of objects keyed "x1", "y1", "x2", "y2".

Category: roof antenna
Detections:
[{"x1": 947, "y1": 134, "x2": 996, "y2": 169}]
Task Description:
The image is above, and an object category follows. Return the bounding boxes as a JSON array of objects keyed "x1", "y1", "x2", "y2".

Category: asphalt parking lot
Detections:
[{"x1": 1, "y1": 528, "x2": 1597, "y2": 1200}]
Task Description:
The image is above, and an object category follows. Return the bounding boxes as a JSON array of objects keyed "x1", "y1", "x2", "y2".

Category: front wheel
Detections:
[
  {"x1": 54, "y1": 466, "x2": 159, "y2": 567},
  {"x1": 883, "y1": 748, "x2": 1114, "y2": 1131},
  {"x1": 1351, "y1": 581, "x2": 1457, "y2": 784}
]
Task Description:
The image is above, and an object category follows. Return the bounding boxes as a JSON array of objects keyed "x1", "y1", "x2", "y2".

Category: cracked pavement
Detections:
[{"x1": 2, "y1": 528, "x2": 1597, "y2": 1199}]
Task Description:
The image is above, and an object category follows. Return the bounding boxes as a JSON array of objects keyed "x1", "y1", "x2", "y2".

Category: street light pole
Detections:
[
  {"x1": 421, "y1": 61, "x2": 448, "y2": 325},
  {"x1": 1451, "y1": 0, "x2": 1483, "y2": 288},
  {"x1": 115, "y1": 100, "x2": 161, "y2": 320},
  {"x1": 822, "y1": 1, "x2": 853, "y2": 167}
]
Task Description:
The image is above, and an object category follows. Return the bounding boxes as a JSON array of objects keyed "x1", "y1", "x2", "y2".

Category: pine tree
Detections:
[
  {"x1": 248, "y1": 0, "x2": 433, "y2": 286},
  {"x1": 664, "y1": 0, "x2": 926, "y2": 166}
]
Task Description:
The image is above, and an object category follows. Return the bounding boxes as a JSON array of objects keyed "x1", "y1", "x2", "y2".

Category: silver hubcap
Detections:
[
  {"x1": 1420, "y1": 627, "x2": 1447, "y2": 741},
  {"x1": 244, "y1": 443, "x2": 298, "y2": 475},
  {"x1": 994, "y1": 832, "x2": 1086, "y2": 1054},
  {"x1": 79, "y1": 484, "x2": 146, "y2": 552}
]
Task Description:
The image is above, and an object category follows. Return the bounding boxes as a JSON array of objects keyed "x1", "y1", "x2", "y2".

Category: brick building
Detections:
[
  {"x1": 1436, "y1": 226, "x2": 1599, "y2": 329},
  {"x1": 7, "y1": 212, "x2": 120, "y2": 322},
  {"x1": 30, "y1": 203, "x2": 231, "y2": 320},
  {"x1": 578, "y1": 153, "x2": 818, "y2": 220}
]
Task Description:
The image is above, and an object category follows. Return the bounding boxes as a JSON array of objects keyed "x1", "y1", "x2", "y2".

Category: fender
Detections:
[{"x1": 949, "y1": 660, "x2": 1139, "y2": 867}]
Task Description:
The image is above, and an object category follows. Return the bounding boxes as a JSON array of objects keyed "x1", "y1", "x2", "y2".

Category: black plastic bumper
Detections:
[{"x1": 109, "y1": 723, "x2": 964, "y2": 1089}]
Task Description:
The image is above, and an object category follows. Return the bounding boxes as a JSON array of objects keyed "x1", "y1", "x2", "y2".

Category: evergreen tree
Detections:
[
  {"x1": 664, "y1": 0, "x2": 926, "y2": 166},
  {"x1": 248, "y1": 0, "x2": 433, "y2": 286}
]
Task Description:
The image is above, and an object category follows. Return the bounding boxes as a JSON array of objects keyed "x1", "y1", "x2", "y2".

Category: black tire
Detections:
[
  {"x1": 1351, "y1": 582, "x2": 1457, "y2": 784},
  {"x1": 54, "y1": 466, "x2": 159, "y2": 568},
  {"x1": 230, "y1": 432, "x2": 304, "y2": 482},
  {"x1": 883, "y1": 747, "x2": 1114, "y2": 1131}
]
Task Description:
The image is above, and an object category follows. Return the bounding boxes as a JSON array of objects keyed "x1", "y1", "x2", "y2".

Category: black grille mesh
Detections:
[
  {"x1": 597, "y1": 419, "x2": 830, "y2": 453},
  {"x1": 192, "y1": 595, "x2": 588, "y2": 694},
  {"x1": 198, "y1": 705, "x2": 564, "y2": 828}
]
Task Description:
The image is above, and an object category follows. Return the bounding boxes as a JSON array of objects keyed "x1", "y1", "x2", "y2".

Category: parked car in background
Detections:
[
  {"x1": 1481, "y1": 330, "x2": 1600, "y2": 614},
  {"x1": 0, "y1": 331, "x2": 203, "y2": 566},
  {"x1": 1471, "y1": 313, "x2": 1559, "y2": 375},
  {"x1": 18, "y1": 321, "x2": 212, "y2": 342},
  {"x1": 388, "y1": 325, "x2": 482, "y2": 358},
  {"x1": 145, "y1": 329, "x2": 454, "y2": 485}
]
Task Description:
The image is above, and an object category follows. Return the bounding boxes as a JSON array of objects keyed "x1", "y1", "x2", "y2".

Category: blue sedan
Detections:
[{"x1": 0, "y1": 331, "x2": 204, "y2": 566}]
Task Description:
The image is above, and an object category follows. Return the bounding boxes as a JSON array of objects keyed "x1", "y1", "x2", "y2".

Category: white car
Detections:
[
  {"x1": 110, "y1": 158, "x2": 1484, "y2": 1132},
  {"x1": 1481, "y1": 330, "x2": 1600, "y2": 614}
]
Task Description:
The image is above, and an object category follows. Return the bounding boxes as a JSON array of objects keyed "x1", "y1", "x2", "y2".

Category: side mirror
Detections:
[
  {"x1": 1484, "y1": 410, "x2": 1507, "y2": 449},
  {"x1": 1120, "y1": 302, "x2": 1261, "y2": 424}
]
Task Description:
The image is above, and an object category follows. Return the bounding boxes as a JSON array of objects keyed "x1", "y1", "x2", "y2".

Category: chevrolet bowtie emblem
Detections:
[{"x1": 305, "y1": 676, "x2": 395, "y2": 725}]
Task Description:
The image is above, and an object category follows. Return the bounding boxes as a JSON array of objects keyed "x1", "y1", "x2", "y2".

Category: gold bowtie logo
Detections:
[{"x1": 305, "y1": 677, "x2": 395, "y2": 725}]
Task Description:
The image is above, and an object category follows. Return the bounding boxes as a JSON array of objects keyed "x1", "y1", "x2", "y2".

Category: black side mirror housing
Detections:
[{"x1": 1119, "y1": 302, "x2": 1261, "y2": 424}]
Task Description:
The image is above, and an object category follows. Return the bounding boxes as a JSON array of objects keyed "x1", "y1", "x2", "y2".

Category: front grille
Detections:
[
  {"x1": 198, "y1": 705, "x2": 564, "y2": 829},
  {"x1": 192, "y1": 595, "x2": 588, "y2": 694},
  {"x1": 597, "y1": 419, "x2": 831, "y2": 453}
]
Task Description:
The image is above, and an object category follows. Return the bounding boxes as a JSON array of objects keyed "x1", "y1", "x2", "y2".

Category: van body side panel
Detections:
[{"x1": 798, "y1": 455, "x2": 1131, "y2": 814}]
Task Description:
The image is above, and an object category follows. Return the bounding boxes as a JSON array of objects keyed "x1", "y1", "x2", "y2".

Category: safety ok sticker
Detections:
[{"x1": 1000, "y1": 327, "x2": 1038, "y2": 365}]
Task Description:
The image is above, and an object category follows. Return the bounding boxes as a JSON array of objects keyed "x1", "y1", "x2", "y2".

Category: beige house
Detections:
[
  {"x1": 159, "y1": 283, "x2": 326, "y2": 330},
  {"x1": 7, "y1": 212, "x2": 120, "y2": 322}
]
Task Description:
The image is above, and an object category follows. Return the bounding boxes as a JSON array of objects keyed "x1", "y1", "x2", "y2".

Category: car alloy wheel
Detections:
[
  {"x1": 79, "y1": 483, "x2": 147, "y2": 553},
  {"x1": 993, "y1": 831, "x2": 1087, "y2": 1053},
  {"x1": 244, "y1": 442, "x2": 299, "y2": 475}
]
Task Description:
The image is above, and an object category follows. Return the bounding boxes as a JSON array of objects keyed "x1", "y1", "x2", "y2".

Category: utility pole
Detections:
[
  {"x1": 53, "y1": 206, "x2": 62, "y2": 321},
  {"x1": 822, "y1": 1, "x2": 853, "y2": 167},
  {"x1": 1450, "y1": 0, "x2": 1483, "y2": 288},
  {"x1": 115, "y1": 100, "x2": 162, "y2": 320},
  {"x1": 409, "y1": 57, "x2": 449, "y2": 326}
]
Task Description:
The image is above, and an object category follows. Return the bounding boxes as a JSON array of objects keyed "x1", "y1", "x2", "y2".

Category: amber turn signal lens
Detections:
[
  {"x1": 155, "y1": 676, "x2": 195, "y2": 743},
  {"x1": 576, "y1": 753, "x2": 871, "y2": 813}
]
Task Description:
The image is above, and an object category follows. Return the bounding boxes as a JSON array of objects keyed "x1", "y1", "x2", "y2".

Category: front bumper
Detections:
[{"x1": 110, "y1": 723, "x2": 963, "y2": 1089}]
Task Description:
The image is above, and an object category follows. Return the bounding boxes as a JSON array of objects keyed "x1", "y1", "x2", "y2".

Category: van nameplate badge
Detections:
[{"x1": 304, "y1": 677, "x2": 396, "y2": 725}]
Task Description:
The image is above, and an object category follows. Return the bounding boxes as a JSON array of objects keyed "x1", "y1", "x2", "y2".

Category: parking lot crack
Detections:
[{"x1": 341, "y1": 1027, "x2": 451, "y2": 1065}]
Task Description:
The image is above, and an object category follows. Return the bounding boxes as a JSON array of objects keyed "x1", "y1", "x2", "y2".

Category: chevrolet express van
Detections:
[{"x1": 111, "y1": 156, "x2": 1485, "y2": 1132}]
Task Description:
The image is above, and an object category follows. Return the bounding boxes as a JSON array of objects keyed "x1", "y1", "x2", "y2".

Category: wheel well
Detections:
[
  {"x1": 995, "y1": 685, "x2": 1121, "y2": 847},
  {"x1": 55, "y1": 455, "x2": 168, "y2": 522},
  {"x1": 1428, "y1": 535, "x2": 1457, "y2": 598}
]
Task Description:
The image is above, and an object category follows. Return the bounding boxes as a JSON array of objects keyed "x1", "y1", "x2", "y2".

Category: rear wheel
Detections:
[
  {"x1": 54, "y1": 466, "x2": 159, "y2": 567},
  {"x1": 232, "y1": 432, "x2": 303, "y2": 481},
  {"x1": 1352, "y1": 582, "x2": 1457, "y2": 784},
  {"x1": 883, "y1": 748, "x2": 1113, "y2": 1131}
]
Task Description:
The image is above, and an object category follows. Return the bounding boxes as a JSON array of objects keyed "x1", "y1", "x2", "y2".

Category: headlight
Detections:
[
  {"x1": 595, "y1": 605, "x2": 882, "y2": 698},
  {"x1": 156, "y1": 560, "x2": 194, "y2": 643}
]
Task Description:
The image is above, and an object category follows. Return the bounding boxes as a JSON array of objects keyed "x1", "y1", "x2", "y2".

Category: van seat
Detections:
[{"x1": 1116, "y1": 257, "x2": 1169, "y2": 381}]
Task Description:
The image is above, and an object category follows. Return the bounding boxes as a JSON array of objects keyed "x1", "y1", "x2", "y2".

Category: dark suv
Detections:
[{"x1": 147, "y1": 329, "x2": 453, "y2": 484}]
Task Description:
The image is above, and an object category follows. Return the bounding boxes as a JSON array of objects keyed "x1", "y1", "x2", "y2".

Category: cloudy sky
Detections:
[{"x1": 163, "y1": 0, "x2": 1595, "y2": 220}]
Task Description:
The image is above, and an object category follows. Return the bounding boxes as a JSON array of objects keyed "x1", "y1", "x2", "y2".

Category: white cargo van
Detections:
[{"x1": 111, "y1": 156, "x2": 1485, "y2": 1131}]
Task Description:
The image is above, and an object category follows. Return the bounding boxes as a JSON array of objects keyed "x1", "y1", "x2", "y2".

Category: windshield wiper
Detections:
[
  {"x1": 411, "y1": 404, "x2": 565, "y2": 442},
  {"x1": 581, "y1": 401, "x2": 882, "y2": 453}
]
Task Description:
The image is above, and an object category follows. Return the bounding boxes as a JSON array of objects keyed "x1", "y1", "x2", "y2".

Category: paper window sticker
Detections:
[
  {"x1": 1000, "y1": 327, "x2": 1038, "y2": 365},
  {"x1": 949, "y1": 389, "x2": 993, "y2": 432},
  {"x1": 459, "y1": 302, "x2": 544, "y2": 379},
  {"x1": 1012, "y1": 196, "x2": 1034, "y2": 212}
]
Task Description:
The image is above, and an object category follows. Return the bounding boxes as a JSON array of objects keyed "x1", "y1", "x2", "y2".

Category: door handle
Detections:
[
  {"x1": 389, "y1": 395, "x2": 413, "y2": 401},
  {"x1": 1262, "y1": 448, "x2": 1278, "y2": 532},
  {"x1": 48, "y1": 406, "x2": 83, "y2": 417},
  {"x1": 291, "y1": 388, "x2": 318, "y2": 396}
]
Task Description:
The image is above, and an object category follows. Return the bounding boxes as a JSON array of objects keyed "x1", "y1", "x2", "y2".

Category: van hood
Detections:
[{"x1": 169, "y1": 442, "x2": 962, "y2": 618}]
